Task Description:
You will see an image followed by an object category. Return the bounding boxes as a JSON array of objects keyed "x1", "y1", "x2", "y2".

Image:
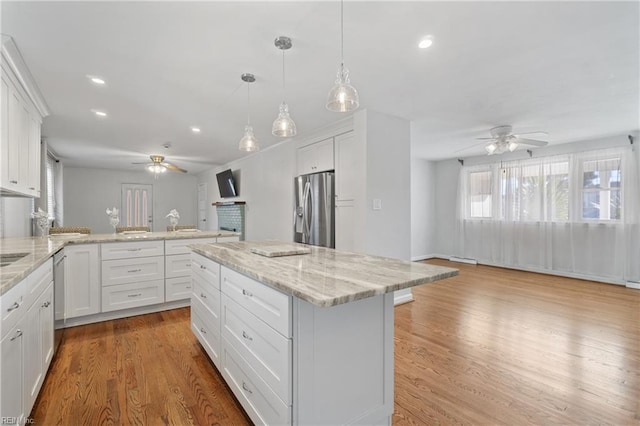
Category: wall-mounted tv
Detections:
[{"x1": 216, "y1": 169, "x2": 238, "y2": 198}]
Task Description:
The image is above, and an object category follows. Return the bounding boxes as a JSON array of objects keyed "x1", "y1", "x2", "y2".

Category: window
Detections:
[
  {"x1": 581, "y1": 157, "x2": 621, "y2": 221},
  {"x1": 46, "y1": 152, "x2": 56, "y2": 221},
  {"x1": 468, "y1": 170, "x2": 492, "y2": 218}
]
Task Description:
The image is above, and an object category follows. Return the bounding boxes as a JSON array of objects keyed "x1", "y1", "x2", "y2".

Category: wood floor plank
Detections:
[{"x1": 31, "y1": 261, "x2": 639, "y2": 424}]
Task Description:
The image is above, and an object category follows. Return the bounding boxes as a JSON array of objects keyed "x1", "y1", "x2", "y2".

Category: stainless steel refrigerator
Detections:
[{"x1": 294, "y1": 172, "x2": 335, "y2": 248}]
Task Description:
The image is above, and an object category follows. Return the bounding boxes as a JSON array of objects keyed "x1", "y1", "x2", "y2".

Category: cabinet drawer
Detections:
[
  {"x1": 222, "y1": 294, "x2": 291, "y2": 405},
  {"x1": 191, "y1": 297, "x2": 221, "y2": 369},
  {"x1": 102, "y1": 256, "x2": 164, "y2": 287},
  {"x1": 1, "y1": 279, "x2": 26, "y2": 340},
  {"x1": 165, "y1": 238, "x2": 216, "y2": 255},
  {"x1": 191, "y1": 254, "x2": 221, "y2": 290},
  {"x1": 101, "y1": 279, "x2": 164, "y2": 312},
  {"x1": 165, "y1": 276, "x2": 192, "y2": 302},
  {"x1": 25, "y1": 259, "x2": 52, "y2": 311},
  {"x1": 101, "y1": 241, "x2": 164, "y2": 260},
  {"x1": 221, "y1": 267, "x2": 291, "y2": 337},
  {"x1": 222, "y1": 336, "x2": 291, "y2": 426},
  {"x1": 165, "y1": 254, "x2": 191, "y2": 278},
  {"x1": 192, "y1": 270, "x2": 221, "y2": 318}
]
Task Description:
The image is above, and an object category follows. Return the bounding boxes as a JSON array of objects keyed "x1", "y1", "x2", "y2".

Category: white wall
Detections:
[
  {"x1": 362, "y1": 110, "x2": 412, "y2": 261},
  {"x1": 0, "y1": 196, "x2": 32, "y2": 237},
  {"x1": 198, "y1": 140, "x2": 296, "y2": 241},
  {"x1": 410, "y1": 158, "x2": 437, "y2": 260},
  {"x1": 64, "y1": 167, "x2": 198, "y2": 234}
]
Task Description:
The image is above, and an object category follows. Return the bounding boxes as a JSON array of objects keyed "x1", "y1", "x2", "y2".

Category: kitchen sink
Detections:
[{"x1": 0, "y1": 252, "x2": 29, "y2": 267}]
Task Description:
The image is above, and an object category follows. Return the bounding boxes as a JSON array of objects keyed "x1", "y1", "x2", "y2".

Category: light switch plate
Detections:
[{"x1": 373, "y1": 199, "x2": 382, "y2": 210}]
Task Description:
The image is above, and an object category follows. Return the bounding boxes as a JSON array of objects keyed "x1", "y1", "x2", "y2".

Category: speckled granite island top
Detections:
[
  {"x1": 190, "y1": 241, "x2": 459, "y2": 308},
  {"x1": 0, "y1": 230, "x2": 240, "y2": 295}
]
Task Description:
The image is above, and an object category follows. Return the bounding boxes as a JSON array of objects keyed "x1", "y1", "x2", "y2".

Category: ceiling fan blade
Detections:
[
  {"x1": 131, "y1": 161, "x2": 147, "y2": 165},
  {"x1": 514, "y1": 131, "x2": 548, "y2": 137},
  {"x1": 161, "y1": 162, "x2": 187, "y2": 173},
  {"x1": 454, "y1": 141, "x2": 488, "y2": 153},
  {"x1": 515, "y1": 138, "x2": 548, "y2": 147},
  {"x1": 475, "y1": 137, "x2": 496, "y2": 140}
]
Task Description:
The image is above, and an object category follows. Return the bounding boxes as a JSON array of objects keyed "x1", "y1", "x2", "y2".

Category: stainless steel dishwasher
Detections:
[{"x1": 53, "y1": 249, "x2": 66, "y2": 354}]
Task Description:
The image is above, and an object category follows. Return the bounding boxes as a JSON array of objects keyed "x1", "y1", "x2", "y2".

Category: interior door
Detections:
[
  {"x1": 197, "y1": 182, "x2": 207, "y2": 230},
  {"x1": 121, "y1": 184, "x2": 153, "y2": 230}
]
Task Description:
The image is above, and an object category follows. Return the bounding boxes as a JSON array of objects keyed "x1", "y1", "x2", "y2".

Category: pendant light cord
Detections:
[
  {"x1": 282, "y1": 49, "x2": 286, "y2": 99},
  {"x1": 340, "y1": 0, "x2": 344, "y2": 67},
  {"x1": 247, "y1": 82, "x2": 251, "y2": 125}
]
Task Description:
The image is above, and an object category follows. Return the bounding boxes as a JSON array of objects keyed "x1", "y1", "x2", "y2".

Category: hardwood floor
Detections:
[{"x1": 32, "y1": 260, "x2": 639, "y2": 425}]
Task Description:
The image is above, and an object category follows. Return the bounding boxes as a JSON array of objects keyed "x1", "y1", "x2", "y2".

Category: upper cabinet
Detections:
[
  {"x1": 297, "y1": 137, "x2": 334, "y2": 176},
  {"x1": 0, "y1": 36, "x2": 49, "y2": 198}
]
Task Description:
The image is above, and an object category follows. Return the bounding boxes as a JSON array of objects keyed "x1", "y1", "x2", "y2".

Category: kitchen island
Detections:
[{"x1": 189, "y1": 241, "x2": 458, "y2": 425}]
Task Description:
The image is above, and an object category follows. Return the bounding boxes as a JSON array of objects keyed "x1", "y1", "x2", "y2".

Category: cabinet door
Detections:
[
  {"x1": 27, "y1": 113, "x2": 41, "y2": 196},
  {"x1": 296, "y1": 143, "x2": 315, "y2": 176},
  {"x1": 314, "y1": 138, "x2": 335, "y2": 173},
  {"x1": 1, "y1": 74, "x2": 9, "y2": 189},
  {"x1": 1, "y1": 323, "x2": 24, "y2": 423},
  {"x1": 335, "y1": 132, "x2": 357, "y2": 201},
  {"x1": 335, "y1": 200, "x2": 356, "y2": 252},
  {"x1": 6, "y1": 82, "x2": 22, "y2": 191},
  {"x1": 65, "y1": 244, "x2": 101, "y2": 318},
  {"x1": 18, "y1": 101, "x2": 30, "y2": 193}
]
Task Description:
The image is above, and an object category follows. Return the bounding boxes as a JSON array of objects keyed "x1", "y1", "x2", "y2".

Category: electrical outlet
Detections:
[{"x1": 372, "y1": 199, "x2": 382, "y2": 210}]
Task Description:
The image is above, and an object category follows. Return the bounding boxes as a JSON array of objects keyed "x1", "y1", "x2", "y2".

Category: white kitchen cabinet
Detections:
[
  {"x1": 191, "y1": 253, "x2": 223, "y2": 368},
  {"x1": 335, "y1": 199, "x2": 356, "y2": 252},
  {"x1": 101, "y1": 256, "x2": 164, "y2": 287},
  {"x1": 1, "y1": 322, "x2": 25, "y2": 425},
  {"x1": 101, "y1": 279, "x2": 165, "y2": 312},
  {"x1": 165, "y1": 237, "x2": 216, "y2": 302},
  {"x1": 297, "y1": 137, "x2": 334, "y2": 176},
  {"x1": 334, "y1": 132, "x2": 357, "y2": 201},
  {"x1": 101, "y1": 240, "x2": 164, "y2": 260},
  {"x1": 0, "y1": 39, "x2": 45, "y2": 197},
  {"x1": 65, "y1": 244, "x2": 101, "y2": 318},
  {"x1": 0, "y1": 259, "x2": 54, "y2": 424},
  {"x1": 24, "y1": 283, "x2": 53, "y2": 412}
]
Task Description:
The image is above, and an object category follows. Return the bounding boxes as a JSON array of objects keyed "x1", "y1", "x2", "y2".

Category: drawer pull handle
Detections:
[
  {"x1": 242, "y1": 382, "x2": 253, "y2": 394},
  {"x1": 10, "y1": 180, "x2": 18, "y2": 184},
  {"x1": 7, "y1": 301, "x2": 21, "y2": 312},
  {"x1": 242, "y1": 331, "x2": 253, "y2": 341},
  {"x1": 127, "y1": 248, "x2": 142, "y2": 252},
  {"x1": 127, "y1": 269, "x2": 142, "y2": 273},
  {"x1": 200, "y1": 265, "x2": 206, "y2": 270},
  {"x1": 200, "y1": 293, "x2": 207, "y2": 299},
  {"x1": 10, "y1": 329, "x2": 23, "y2": 341},
  {"x1": 29, "y1": 186, "x2": 35, "y2": 190},
  {"x1": 186, "y1": 263, "x2": 191, "y2": 267},
  {"x1": 200, "y1": 327, "x2": 206, "y2": 334},
  {"x1": 42, "y1": 301, "x2": 51, "y2": 308},
  {"x1": 242, "y1": 289, "x2": 253, "y2": 297},
  {"x1": 127, "y1": 293, "x2": 142, "y2": 298}
]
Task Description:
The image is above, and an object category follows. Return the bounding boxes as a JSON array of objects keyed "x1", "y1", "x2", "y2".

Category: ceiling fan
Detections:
[
  {"x1": 133, "y1": 155, "x2": 188, "y2": 174},
  {"x1": 478, "y1": 125, "x2": 549, "y2": 155}
]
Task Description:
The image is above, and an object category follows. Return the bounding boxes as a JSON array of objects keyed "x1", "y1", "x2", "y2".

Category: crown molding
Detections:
[{"x1": 1, "y1": 35, "x2": 50, "y2": 118}]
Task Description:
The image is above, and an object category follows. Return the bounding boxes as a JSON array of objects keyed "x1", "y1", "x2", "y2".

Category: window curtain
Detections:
[{"x1": 456, "y1": 147, "x2": 639, "y2": 284}]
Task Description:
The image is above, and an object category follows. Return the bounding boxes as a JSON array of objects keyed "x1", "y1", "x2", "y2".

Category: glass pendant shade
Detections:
[
  {"x1": 272, "y1": 102, "x2": 297, "y2": 137},
  {"x1": 326, "y1": 64, "x2": 359, "y2": 112},
  {"x1": 239, "y1": 125, "x2": 259, "y2": 152}
]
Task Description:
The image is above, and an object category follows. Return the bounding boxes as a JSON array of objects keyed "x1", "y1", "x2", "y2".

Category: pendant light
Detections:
[
  {"x1": 326, "y1": 0, "x2": 359, "y2": 112},
  {"x1": 272, "y1": 36, "x2": 297, "y2": 137},
  {"x1": 239, "y1": 73, "x2": 259, "y2": 152}
]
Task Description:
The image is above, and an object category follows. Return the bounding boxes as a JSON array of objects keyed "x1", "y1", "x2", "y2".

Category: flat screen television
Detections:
[{"x1": 216, "y1": 169, "x2": 238, "y2": 198}]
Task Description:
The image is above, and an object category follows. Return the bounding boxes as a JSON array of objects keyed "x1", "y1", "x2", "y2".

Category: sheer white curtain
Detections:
[{"x1": 456, "y1": 147, "x2": 639, "y2": 284}]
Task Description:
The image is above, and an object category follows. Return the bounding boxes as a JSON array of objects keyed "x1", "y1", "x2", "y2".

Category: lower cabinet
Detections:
[
  {"x1": 0, "y1": 260, "x2": 53, "y2": 425},
  {"x1": 65, "y1": 244, "x2": 101, "y2": 319},
  {"x1": 101, "y1": 279, "x2": 164, "y2": 312}
]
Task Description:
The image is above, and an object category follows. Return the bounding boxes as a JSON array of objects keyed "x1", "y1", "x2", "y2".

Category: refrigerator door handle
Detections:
[{"x1": 303, "y1": 181, "x2": 312, "y2": 239}]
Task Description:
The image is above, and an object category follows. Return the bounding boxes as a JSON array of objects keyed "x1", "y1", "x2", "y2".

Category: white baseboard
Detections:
[
  {"x1": 626, "y1": 281, "x2": 640, "y2": 290},
  {"x1": 411, "y1": 254, "x2": 450, "y2": 262},
  {"x1": 393, "y1": 289, "x2": 414, "y2": 306},
  {"x1": 449, "y1": 256, "x2": 478, "y2": 265},
  {"x1": 63, "y1": 299, "x2": 190, "y2": 328}
]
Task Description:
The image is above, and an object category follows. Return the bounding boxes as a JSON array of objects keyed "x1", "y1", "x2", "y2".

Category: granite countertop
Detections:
[
  {"x1": 0, "y1": 230, "x2": 240, "y2": 296},
  {"x1": 190, "y1": 241, "x2": 459, "y2": 308}
]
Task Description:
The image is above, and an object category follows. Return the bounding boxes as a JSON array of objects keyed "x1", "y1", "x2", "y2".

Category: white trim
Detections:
[
  {"x1": 410, "y1": 254, "x2": 439, "y2": 261},
  {"x1": 1, "y1": 35, "x2": 50, "y2": 117},
  {"x1": 626, "y1": 281, "x2": 640, "y2": 290},
  {"x1": 62, "y1": 299, "x2": 190, "y2": 328},
  {"x1": 295, "y1": 116, "x2": 353, "y2": 149},
  {"x1": 393, "y1": 289, "x2": 414, "y2": 305},
  {"x1": 449, "y1": 256, "x2": 478, "y2": 265}
]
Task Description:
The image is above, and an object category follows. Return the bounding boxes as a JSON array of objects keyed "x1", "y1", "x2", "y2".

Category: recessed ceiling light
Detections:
[
  {"x1": 91, "y1": 109, "x2": 107, "y2": 117},
  {"x1": 87, "y1": 75, "x2": 106, "y2": 85},
  {"x1": 191, "y1": 127, "x2": 201, "y2": 133},
  {"x1": 418, "y1": 36, "x2": 434, "y2": 49}
]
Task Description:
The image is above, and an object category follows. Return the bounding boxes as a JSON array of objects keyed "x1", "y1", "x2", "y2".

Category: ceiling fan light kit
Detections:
[
  {"x1": 326, "y1": 0, "x2": 359, "y2": 112},
  {"x1": 143, "y1": 154, "x2": 187, "y2": 176},
  {"x1": 481, "y1": 125, "x2": 549, "y2": 156}
]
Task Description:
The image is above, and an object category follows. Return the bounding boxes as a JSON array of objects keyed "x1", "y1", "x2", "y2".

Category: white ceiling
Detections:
[{"x1": 2, "y1": 1, "x2": 638, "y2": 174}]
